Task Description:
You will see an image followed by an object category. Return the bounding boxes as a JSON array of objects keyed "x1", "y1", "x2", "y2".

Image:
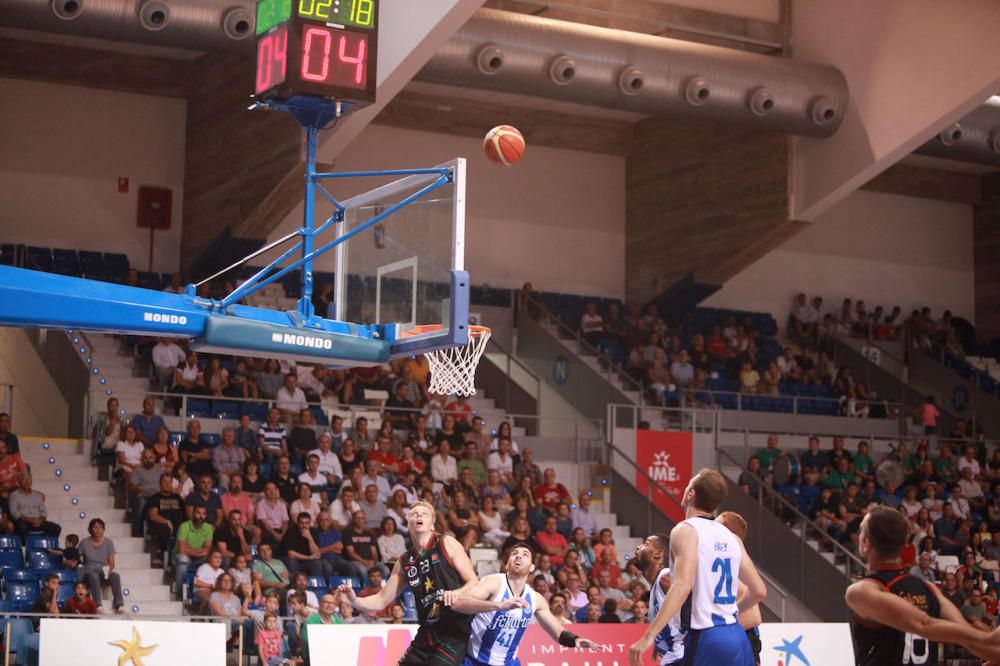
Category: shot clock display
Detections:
[{"x1": 254, "y1": 0, "x2": 379, "y2": 104}]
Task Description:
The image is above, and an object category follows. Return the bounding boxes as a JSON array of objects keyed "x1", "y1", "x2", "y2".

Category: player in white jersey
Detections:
[
  {"x1": 630, "y1": 469, "x2": 766, "y2": 666},
  {"x1": 444, "y1": 542, "x2": 595, "y2": 666},
  {"x1": 633, "y1": 534, "x2": 685, "y2": 664},
  {"x1": 716, "y1": 512, "x2": 762, "y2": 665}
]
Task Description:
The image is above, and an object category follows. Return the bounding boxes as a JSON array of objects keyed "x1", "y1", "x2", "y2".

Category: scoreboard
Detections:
[{"x1": 254, "y1": 0, "x2": 379, "y2": 104}]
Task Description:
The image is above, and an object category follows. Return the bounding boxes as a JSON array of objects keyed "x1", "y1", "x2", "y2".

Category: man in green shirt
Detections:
[
  {"x1": 301, "y1": 593, "x2": 343, "y2": 658},
  {"x1": 457, "y1": 442, "x2": 487, "y2": 486},
  {"x1": 251, "y1": 542, "x2": 290, "y2": 592},
  {"x1": 174, "y1": 505, "x2": 213, "y2": 594},
  {"x1": 824, "y1": 457, "x2": 858, "y2": 491},
  {"x1": 755, "y1": 434, "x2": 782, "y2": 471}
]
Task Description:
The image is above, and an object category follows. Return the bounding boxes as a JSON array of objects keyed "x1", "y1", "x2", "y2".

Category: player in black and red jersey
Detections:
[
  {"x1": 340, "y1": 500, "x2": 478, "y2": 665},
  {"x1": 847, "y1": 506, "x2": 1000, "y2": 665}
]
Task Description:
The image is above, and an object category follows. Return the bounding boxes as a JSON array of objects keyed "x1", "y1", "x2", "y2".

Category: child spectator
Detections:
[
  {"x1": 256, "y1": 611, "x2": 293, "y2": 666},
  {"x1": 228, "y1": 553, "x2": 258, "y2": 601},
  {"x1": 63, "y1": 581, "x2": 97, "y2": 615},
  {"x1": 49, "y1": 533, "x2": 80, "y2": 569}
]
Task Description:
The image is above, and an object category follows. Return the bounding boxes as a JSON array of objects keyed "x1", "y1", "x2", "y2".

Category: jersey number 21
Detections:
[{"x1": 712, "y1": 557, "x2": 736, "y2": 605}]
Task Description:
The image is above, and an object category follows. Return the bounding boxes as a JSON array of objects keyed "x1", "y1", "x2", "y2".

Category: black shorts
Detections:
[{"x1": 398, "y1": 624, "x2": 468, "y2": 666}]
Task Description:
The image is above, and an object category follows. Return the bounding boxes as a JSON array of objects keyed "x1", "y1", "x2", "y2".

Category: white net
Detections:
[{"x1": 425, "y1": 327, "x2": 491, "y2": 396}]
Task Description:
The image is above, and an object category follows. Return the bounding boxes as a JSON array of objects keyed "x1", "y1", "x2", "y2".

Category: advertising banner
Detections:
[
  {"x1": 635, "y1": 430, "x2": 694, "y2": 522},
  {"x1": 757, "y1": 623, "x2": 855, "y2": 666},
  {"x1": 39, "y1": 618, "x2": 227, "y2": 666}
]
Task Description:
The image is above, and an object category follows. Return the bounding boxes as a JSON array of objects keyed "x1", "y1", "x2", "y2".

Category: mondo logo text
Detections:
[
  {"x1": 271, "y1": 332, "x2": 334, "y2": 350},
  {"x1": 143, "y1": 312, "x2": 188, "y2": 325}
]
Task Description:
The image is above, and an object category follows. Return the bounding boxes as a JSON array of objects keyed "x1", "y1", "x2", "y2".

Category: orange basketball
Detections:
[{"x1": 483, "y1": 125, "x2": 525, "y2": 166}]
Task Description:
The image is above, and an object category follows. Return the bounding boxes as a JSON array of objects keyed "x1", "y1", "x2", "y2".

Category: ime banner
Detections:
[
  {"x1": 307, "y1": 623, "x2": 655, "y2": 665},
  {"x1": 634, "y1": 430, "x2": 694, "y2": 523}
]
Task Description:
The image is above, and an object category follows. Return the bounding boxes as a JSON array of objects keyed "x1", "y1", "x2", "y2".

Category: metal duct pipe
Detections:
[
  {"x1": 915, "y1": 97, "x2": 1000, "y2": 167},
  {"x1": 417, "y1": 9, "x2": 849, "y2": 138},
  {"x1": 0, "y1": 0, "x2": 255, "y2": 50}
]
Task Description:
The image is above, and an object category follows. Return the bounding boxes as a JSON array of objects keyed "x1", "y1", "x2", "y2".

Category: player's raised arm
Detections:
[
  {"x1": 442, "y1": 533, "x2": 479, "y2": 592},
  {"x1": 442, "y1": 574, "x2": 519, "y2": 614},
  {"x1": 736, "y1": 583, "x2": 762, "y2": 630},
  {"x1": 340, "y1": 559, "x2": 403, "y2": 613},
  {"x1": 846, "y1": 579, "x2": 1000, "y2": 662},
  {"x1": 629, "y1": 523, "x2": 696, "y2": 666},
  {"x1": 533, "y1": 593, "x2": 596, "y2": 649},
  {"x1": 734, "y1": 539, "x2": 766, "y2": 614}
]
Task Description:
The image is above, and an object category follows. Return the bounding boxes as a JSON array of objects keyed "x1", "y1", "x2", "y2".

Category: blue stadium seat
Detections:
[
  {"x1": 102, "y1": 252, "x2": 130, "y2": 283},
  {"x1": 329, "y1": 576, "x2": 361, "y2": 590},
  {"x1": 187, "y1": 399, "x2": 211, "y2": 418},
  {"x1": 200, "y1": 433, "x2": 221, "y2": 447},
  {"x1": 78, "y1": 250, "x2": 105, "y2": 279},
  {"x1": 0, "y1": 535, "x2": 22, "y2": 550},
  {"x1": 212, "y1": 401, "x2": 239, "y2": 419},
  {"x1": 27, "y1": 550, "x2": 59, "y2": 571},
  {"x1": 25, "y1": 535, "x2": 57, "y2": 551},
  {"x1": 6, "y1": 581, "x2": 37, "y2": 606},
  {"x1": 136, "y1": 271, "x2": 162, "y2": 290},
  {"x1": 3, "y1": 569, "x2": 34, "y2": 584},
  {"x1": 56, "y1": 581, "x2": 74, "y2": 605},
  {"x1": 26, "y1": 246, "x2": 53, "y2": 272},
  {"x1": 0, "y1": 550, "x2": 24, "y2": 570},
  {"x1": 307, "y1": 576, "x2": 326, "y2": 589},
  {"x1": 52, "y1": 570, "x2": 75, "y2": 584},
  {"x1": 52, "y1": 248, "x2": 79, "y2": 276},
  {"x1": 0, "y1": 245, "x2": 14, "y2": 266}
]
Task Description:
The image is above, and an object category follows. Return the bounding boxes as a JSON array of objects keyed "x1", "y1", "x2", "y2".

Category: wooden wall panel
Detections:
[
  {"x1": 625, "y1": 116, "x2": 789, "y2": 304},
  {"x1": 180, "y1": 51, "x2": 302, "y2": 277},
  {"x1": 862, "y1": 163, "x2": 982, "y2": 205}
]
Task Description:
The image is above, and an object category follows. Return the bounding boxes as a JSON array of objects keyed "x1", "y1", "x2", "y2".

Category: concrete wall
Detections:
[
  {"x1": 0, "y1": 328, "x2": 70, "y2": 438},
  {"x1": 0, "y1": 78, "x2": 187, "y2": 274},
  {"x1": 704, "y1": 189, "x2": 974, "y2": 323}
]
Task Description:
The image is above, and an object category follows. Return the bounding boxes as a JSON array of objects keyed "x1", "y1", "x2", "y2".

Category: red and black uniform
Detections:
[
  {"x1": 850, "y1": 567, "x2": 941, "y2": 666},
  {"x1": 398, "y1": 533, "x2": 472, "y2": 666}
]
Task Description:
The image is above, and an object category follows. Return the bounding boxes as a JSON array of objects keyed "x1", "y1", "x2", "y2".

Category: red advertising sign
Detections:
[
  {"x1": 518, "y1": 623, "x2": 651, "y2": 665},
  {"x1": 634, "y1": 430, "x2": 693, "y2": 523}
]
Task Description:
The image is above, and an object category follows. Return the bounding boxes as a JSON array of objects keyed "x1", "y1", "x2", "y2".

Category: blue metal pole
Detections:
[{"x1": 299, "y1": 126, "x2": 318, "y2": 323}]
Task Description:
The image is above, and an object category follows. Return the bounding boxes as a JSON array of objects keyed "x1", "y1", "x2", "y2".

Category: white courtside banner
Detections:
[
  {"x1": 757, "y1": 622, "x2": 855, "y2": 666},
  {"x1": 39, "y1": 618, "x2": 228, "y2": 666}
]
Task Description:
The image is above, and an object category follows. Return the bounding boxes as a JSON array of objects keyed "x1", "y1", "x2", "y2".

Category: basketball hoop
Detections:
[{"x1": 425, "y1": 325, "x2": 492, "y2": 396}]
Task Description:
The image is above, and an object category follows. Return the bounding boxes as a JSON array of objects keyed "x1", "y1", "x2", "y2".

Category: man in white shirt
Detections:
[
  {"x1": 308, "y1": 434, "x2": 343, "y2": 488},
  {"x1": 152, "y1": 339, "x2": 185, "y2": 389},
  {"x1": 275, "y1": 373, "x2": 308, "y2": 420},
  {"x1": 431, "y1": 440, "x2": 458, "y2": 487},
  {"x1": 359, "y1": 459, "x2": 392, "y2": 503},
  {"x1": 948, "y1": 485, "x2": 971, "y2": 521},
  {"x1": 957, "y1": 446, "x2": 981, "y2": 479},
  {"x1": 329, "y1": 486, "x2": 361, "y2": 532},
  {"x1": 570, "y1": 492, "x2": 598, "y2": 538},
  {"x1": 580, "y1": 303, "x2": 604, "y2": 347},
  {"x1": 296, "y1": 364, "x2": 328, "y2": 402}
]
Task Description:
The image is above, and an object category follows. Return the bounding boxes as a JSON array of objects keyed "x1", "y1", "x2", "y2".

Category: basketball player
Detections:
[
  {"x1": 339, "y1": 501, "x2": 478, "y2": 665},
  {"x1": 629, "y1": 469, "x2": 766, "y2": 666},
  {"x1": 442, "y1": 542, "x2": 595, "y2": 666},
  {"x1": 847, "y1": 506, "x2": 1000, "y2": 664},
  {"x1": 716, "y1": 512, "x2": 762, "y2": 665},
  {"x1": 632, "y1": 533, "x2": 685, "y2": 665}
]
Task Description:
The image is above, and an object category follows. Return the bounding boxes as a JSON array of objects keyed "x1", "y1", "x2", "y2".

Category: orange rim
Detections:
[
  {"x1": 396, "y1": 324, "x2": 491, "y2": 339},
  {"x1": 468, "y1": 325, "x2": 491, "y2": 338}
]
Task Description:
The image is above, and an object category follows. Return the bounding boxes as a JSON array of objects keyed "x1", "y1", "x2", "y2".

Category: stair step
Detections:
[
  {"x1": 125, "y1": 600, "x2": 185, "y2": 615},
  {"x1": 119, "y1": 583, "x2": 172, "y2": 602}
]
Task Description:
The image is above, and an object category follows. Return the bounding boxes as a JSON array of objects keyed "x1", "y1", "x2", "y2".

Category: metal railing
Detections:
[
  {"x1": 716, "y1": 447, "x2": 867, "y2": 579},
  {"x1": 523, "y1": 295, "x2": 644, "y2": 401},
  {"x1": 481, "y1": 334, "x2": 543, "y2": 419}
]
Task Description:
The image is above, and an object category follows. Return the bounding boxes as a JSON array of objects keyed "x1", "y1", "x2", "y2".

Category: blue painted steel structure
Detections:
[{"x1": 0, "y1": 97, "x2": 470, "y2": 366}]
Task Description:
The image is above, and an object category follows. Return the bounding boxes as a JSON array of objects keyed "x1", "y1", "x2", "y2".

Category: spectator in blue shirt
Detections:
[
  {"x1": 131, "y1": 398, "x2": 167, "y2": 446},
  {"x1": 800, "y1": 436, "x2": 829, "y2": 484},
  {"x1": 234, "y1": 414, "x2": 259, "y2": 460}
]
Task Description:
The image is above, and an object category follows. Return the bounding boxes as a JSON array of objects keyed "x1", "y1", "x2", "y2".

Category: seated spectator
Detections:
[
  {"x1": 301, "y1": 594, "x2": 345, "y2": 655},
  {"x1": 852, "y1": 440, "x2": 874, "y2": 484},
  {"x1": 233, "y1": 414, "x2": 259, "y2": 462},
  {"x1": 514, "y1": 446, "x2": 542, "y2": 487},
  {"x1": 214, "y1": 509, "x2": 254, "y2": 569},
  {"x1": 580, "y1": 302, "x2": 604, "y2": 347},
  {"x1": 535, "y1": 515, "x2": 569, "y2": 567},
  {"x1": 30, "y1": 572, "x2": 61, "y2": 616},
  {"x1": 962, "y1": 587, "x2": 992, "y2": 631},
  {"x1": 738, "y1": 361, "x2": 760, "y2": 394},
  {"x1": 593, "y1": 527, "x2": 619, "y2": 564},
  {"x1": 256, "y1": 359, "x2": 284, "y2": 400},
  {"x1": 376, "y1": 516, "x2": 405, "y2": 567},
  {"x1": 534, "y1": 468, "x2": 570, "y2": 513},
  {"x1": 228, "y1": 553, "x2": 258, "y2": 601},
  {"x1": 0, "y1": 413, "x2": 18, "y2": 456},
  {"x1": 315, "y1": 510, "x2": 365, "y2": 579},
  {"x1": 329, "y1": 485, "x2": 360, "y2": 533},
  {"x1": 669, "y1": 350, "x2": 695, "y2": 388},
  {"x1": 447, "y1": 489, "x2": 480, "y2": 551},
  {"x1": 149, "y1": 426, "x2": 178, "y2": 472},
  {"x1": 146, "y1": 473, "x2": 185, "y2": 563},
  {"x1": 590, "y1": 549, "x2": 622, "y2": 588},
  {"x1": 385, "y1": 382, "x2": 416, "y2": 429},
  {"x1": 230, "y1": 359, "x2": 259, "y2": 400},
  {"x1": 258, "y1": 408, "x2": 288, "y2": 462},
  {"x1": 174, "y1": 506, "x2": 214, "y2": 595},
  {"x1": 276, "y1": 374, "x2": 308, "y2": 421},
  {"x1": 78, "y1": 518, "x2": 124, "y2": 614},
  {"x1": 444, "y1": 396, "x2": 473, "y2": 431},
  {"x1": 457, "y1": 442, "x2": 486, "y2": 487},
  {"x1": 297, "y1": 364, "x2": 330, "y2": 403},
  {"x1": 174, "y1": 350, "x2": 208, "y2": 395},
  {"x1": 431, "y1": 440, "x2": 458, "y2": 487},
  {"x1": 308, "y1": 434, "x2": 343, "y2": 490},
  {"x1": 281, "y1": 511, "x2": 324, "y2": 577},
  {"x1": 809, "y1": 486, "x2": 847, "y2": 541},
  {"x1": 130, "y1": 398, "x2": 166, "y2": 447},
  {"x1": 790, "y1": 293, "x2": 817, "y2": 343},
  {"x1": 212, "y1": 427, "x2": 247, "y2": 490},
  {"x1": 934, "y1": 503, "x2": 962, "y2": 556},
  {"x1": 186, "y1": 474, "x2": 224, "y2": 529},
  {"x1": 178, "y1": 419, "x2": 214, "y2": 480},
  {"x1": 271, "y1": 455, "x2": 298, "y2": 505},
  {"x1": 477, "y1": 495, "x2": 509, "y2": 549},
  {"x1": 152, "y1": 339, "x2": 185, "y2": 389},
  {"x1": 286, "y1": 571, "x2": 320, "y2": 610},
  {"x1": 464, "y1": 416, "x2": 492, "y2": 457},
  {"x1": 50, "y1": 533, "x2": 79, "y2": 569},
  {"x1": 359, "y1": 459, "x2": 392, "y2": 504},
  {"x1": 92, "y1": 398, "x2": 124, "y2": 459},
  {"x1": 291, "y1": 483, "x2": 322, "y2": 522},
  {"x1": 343, "y1": 509, "x2": 390, "y2": 577},
  {"x1": 256, "y1": 482, "x2": 290, "y2": 546},
  {"x1": 9, "y1": 473, "x2": 61, "y2": 536},
  {"x1": 126, "y1": 449, "x2": 162, "y2": 538},
  {"x1": 800, "y1": 437, "x2": 830, "y2": 484},
  {"x1": 368, "y1": 435, "x2": 401, "y2": 479},
  {"x1": 555, "y1": 502, "x2": 573, "y2": 540},
  {"x1": 825, "y1": 457, "x2": 858, "y2": 491},
  {"x1": 255, "y1": 611, "x2": 288, "y2": 665},
  {"x1": 63, "y1": 580, "x2": 97, "y2": 615},
  {"x1": 358, "y1": 568, "x2": 392, "y2": 620},
  {"x1": 480, "y1": 469, "x2": 512, "y2": 512},
  {"x1": 209, "y1": 572, "x2": 254, "y2": 632},
  {"x1": 487, "y1": 438, "x2": 515, "y2": 486},
  {"x1": 910, "y1": 552, "x2": 938, "y2": 583},
  {"x1": 251, "y1": 543, "x2": 290, "y2": 593},
  {"x1": 288, "y1": 408, "x2": 318, "y2": 468},
  {"x1": 193, "y1": 550, "x2": 226, "y2": 611},
  {"x1": 115, "y1": 424, "x2": 144, "y2": 483}
]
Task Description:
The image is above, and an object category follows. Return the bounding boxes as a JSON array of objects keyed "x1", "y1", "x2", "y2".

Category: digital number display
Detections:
[
  {"x1": 297, "y1": 0, "x2": 376, "y2": 29},
  {"x1": 256, "y1": 0, "x2": 291, "y2": 35},
  {"x1": 255, "y1": 24, "x2": 289, "y2": 95},
  {"x1": 253, "y1": 9, "x2": 377, "y2": 104}
]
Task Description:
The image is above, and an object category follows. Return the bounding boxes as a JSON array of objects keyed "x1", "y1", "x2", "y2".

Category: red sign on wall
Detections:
[{"x1": 634, "y1": 430, "x2": 694, "y2": 523}]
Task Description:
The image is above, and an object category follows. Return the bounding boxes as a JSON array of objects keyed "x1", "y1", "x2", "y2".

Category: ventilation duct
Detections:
[
  {"x1": 0, "y1": 0, "x2": 255, "y2": 49},
  {"x1": 417, "y1": 9, "x2": 849, "y2": 138},
  {"x1": 915, "y1": 97, "x2": 1000, "y2": 167}
]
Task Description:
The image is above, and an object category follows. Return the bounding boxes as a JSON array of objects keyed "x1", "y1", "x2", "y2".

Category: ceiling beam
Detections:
[
  {"x1": 484, "y1": 0, "x2": 784, "y2": 52},
  {"x1": 860, "y1": 163, "x2": 983, "y2": 206},
  {"x1": 0, "y1": 37, "x2": 192, "y2": 99},
  {"x1": 373, "y1": 89, "x2": 634, "y2": 156}
]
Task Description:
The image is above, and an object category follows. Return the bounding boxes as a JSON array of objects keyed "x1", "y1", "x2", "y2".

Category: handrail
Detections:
[
  {"x1": 756, "y1": 568, "x2": 789, "y2": 622},
  {"x1": 695, "y1": 387, "x2": 903, "y2": 417},
  {"x1": 524, "y1": 295, "x2": 644, "y2": 399},
  {"x1": 716, "y1": 447, "x2": 867, "y2": 577},
  {"x1": 485, "y1": 335, "x2": 542, "y2": 386},
  {"x1": 603, "y1": 438, "x2": 687, "y2": 535}
]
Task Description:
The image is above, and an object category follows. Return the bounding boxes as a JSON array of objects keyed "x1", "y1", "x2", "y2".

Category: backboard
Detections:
[{"x1": 332, "y1": 158, "x2": 468, "y2": 356}]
